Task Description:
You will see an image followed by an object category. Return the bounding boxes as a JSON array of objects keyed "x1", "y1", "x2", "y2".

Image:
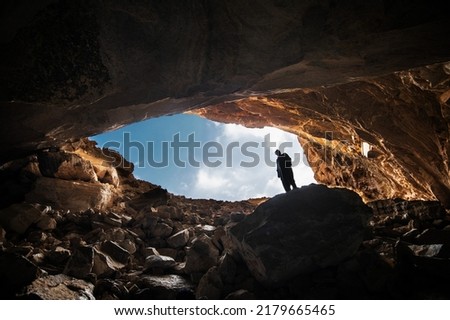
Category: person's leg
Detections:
[
  {"x1": 281, "y1": 179, "x2": 290, "y2": 192},
  {"x1": 291, "y1": 179, "x2": 297, "y2": 189}
]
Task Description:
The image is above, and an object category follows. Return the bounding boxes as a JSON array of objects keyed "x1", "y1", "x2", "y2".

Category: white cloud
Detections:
[{"x1": 176, "y1": 123, "x2": 317, "y2": 201}]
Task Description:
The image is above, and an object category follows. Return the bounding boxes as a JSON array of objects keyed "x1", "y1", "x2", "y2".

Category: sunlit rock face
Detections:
[
  {"x1": 0, "y1": 1, "x2": 450, "y2": 206},
  {"x1": 194, "y1": 63, "x2": 450, "y2": 207}
]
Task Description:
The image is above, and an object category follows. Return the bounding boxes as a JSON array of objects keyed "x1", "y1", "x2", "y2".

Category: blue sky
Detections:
[{"x1": 91, "y1": 114, "x2": 316, "y2": 200}]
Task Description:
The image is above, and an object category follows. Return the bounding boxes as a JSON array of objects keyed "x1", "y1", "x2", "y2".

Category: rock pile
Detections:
[{"x1": 1, "y1": 139, "x2": 450, "y2": 299}]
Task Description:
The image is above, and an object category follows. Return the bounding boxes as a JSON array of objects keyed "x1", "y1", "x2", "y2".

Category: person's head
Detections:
[{"x1": 275, "y1": 149, "x2": 281, "y2": 156}]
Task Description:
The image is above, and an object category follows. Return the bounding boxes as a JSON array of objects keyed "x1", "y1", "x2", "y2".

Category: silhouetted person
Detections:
[{"x1": 275, "y1": 149, "x2": 297, "y2": 192}]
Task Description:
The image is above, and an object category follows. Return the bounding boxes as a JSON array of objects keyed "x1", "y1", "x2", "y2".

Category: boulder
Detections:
[
  {"x1": 167, "y1": 229, "x2": 190, "y2": 248},
  {"x1": 26, "y1": 177, "x2": 114, "y2": 212},
  {"x1": 100, "y1": 241, "x2": 130, "y2": 264},
  {"x1": 184, "y1": 234, "x2": 220, "y2": 274},
  {"x1": 92, "y1": 248, "x2": 126, "y2": 277},
  {"x1": 94, "y1": 278, "x2": 129, "y2": 299},
  {"x1": 36, "y1": 214, "x2": 57, "y2": 231},
  {"x1": 217, "y1": 253, "x2": 237, "y2": 284},
  {"x1": 64, "y1": 245, "x2": 94, "y2": 279},
  {"x1": 151, "y1": 222, "x2": 173, "y2": 238},
  {"x1": 0, "y1": 203, "x2": 42, "y2": 234},
  {"x1": 22, "y1": 274, "x2": 95, "y2": 300},
  {"x1": 195, "y1": 266, "x2": 223, "y2": 299},
  {"x1": 133, "y1": 275, "x2": 194, "y2": 299},
  {"x1": 0, "y1": 252, "x2": 43, "y2": 298},
  {"x1": 93, "y1": 165, "x2": 119, "y2": 187},
  {"x1": 38, "y1": 151, "x2": 97, "y2": 182},
  {"x1": 229, "y1": 184, "x2": 371, "y2": 286},
  {"x1": 46, "y1": 246, "x2": 71, "y2": 266},
  {"x1": 144, "y1": 255, "x2": 177, "y2": 273}
]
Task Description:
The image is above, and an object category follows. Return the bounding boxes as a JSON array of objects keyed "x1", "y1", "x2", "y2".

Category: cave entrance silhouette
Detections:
[{"x1": 91, "y1": 113, "x2": 316, "y2": 201}]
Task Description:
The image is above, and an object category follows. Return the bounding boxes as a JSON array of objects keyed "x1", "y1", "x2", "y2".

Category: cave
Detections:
[{"x1": 1, "y1": 0, "x2": 450, "y2": 299}]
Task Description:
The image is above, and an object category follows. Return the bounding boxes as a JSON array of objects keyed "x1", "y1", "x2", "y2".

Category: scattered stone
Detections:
[
  {"x1": 36, "y1": 214, "x2": 57, "y2": 231},
  {"x1": 93, "y1": 248, "x2": 126, "y2": 277},
  {"x1": 143, "y1": 247, "x2": 160, "y2": 257},
  {"x1": 47, "y1": 246, "x2": 71, "y2": 265},
  {"x1": 100, "y1": 241, "x2": 131, "y2": 264},
  {"x1": 154, "y1": 205, "x2": 175, "y2": 219},
  {"x1": 144, "y1": 255, "x2": 177, "y2": 273},
  {"x1": 31, "y1": 252, "x2": 46, "y2": 265},
  {"x1": 195, "y1": 224, "x2": 216, "y2": 236},
  {"x1": 184, "y1": 234, "x2": 220, "y2": 274},
  {"x1": 27, "y1": 230, "x2": 48, "y2": 244},
  {"x1": 167, "y1": 229, "x2": 189, "y2": 248},
  {"x1": 229, "y1": 184, "x2": 371, "y2": 286},
  {"x1": 22, "y1": 274, "x2": 95, "y2": 299},
  {"x1": 0, "y1": 252, "x2": 43, "y2": 298},
  {"x1": 151, "y1": 222, "x2": 173, "y2": 238},
  {"x1": 0, "y1": 203, "x2": 42, "y2": 234},
  {"x1": 103, "y1": 212, "x2": 123, "y2": 227},
  {"x1": 196, "y1": 266, "x2": 223, "y2": 299},
  {"x1": 94, "y1": 278, "x2": 128, "y2": 299},
  {"x1": 134, "y1": 275, "x2": 194, "y2": 299},
  {"x1": 225, "y1": 289, "x2": 256, "y2": 300},
  {"x1": 157, "y1": 248, "x2": 178, "y2": 259},
  {"x1": 118, "y1": 239, "x2": 137, "y2": 255},
  {"x1": 64, "y1": 245, "x2": 94, "y2": 279}
]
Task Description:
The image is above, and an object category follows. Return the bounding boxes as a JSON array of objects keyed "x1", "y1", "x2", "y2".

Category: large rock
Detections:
[
  {"x1": 195, "y1": 266, "x2": 223, "y2": 299},
  {"x1": 167, "y1": 229, "x2": 190, "y2": 248},
  {"x1": 0, "y1": 253, "x2": 43, "y2": 298},
  {"x1": 184, "y1": 234, "x2": 220, "y2": 274},
  {"x1": 64, "y1": 246, "x2": 94, "y2": 279},
  {"x1": 38, "y1": 151, "x2": 97, "y2": 182},
  {"x1": 229, "y1": 184, "x2": 371, "y2": 285},
  {"x1": 22, "y1": 274, "x2": 95, "y2": 300},
  {"x1": 26, "y1": 177, "x2": 114, "y2": 212},
  {"x1": 134, "y1": 275, "x2": 194, "y2": 299},
  {"x1": 0, "y1": 203, "x2": 42, "y2": 234}
]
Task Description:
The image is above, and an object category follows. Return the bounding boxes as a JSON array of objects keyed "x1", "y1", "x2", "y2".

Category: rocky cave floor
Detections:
[{"x1": 1, "y1": 141, "x2": 450, "y2": 300}]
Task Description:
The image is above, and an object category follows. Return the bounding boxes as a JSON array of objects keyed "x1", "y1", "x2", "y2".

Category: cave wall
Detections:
[
  {"x1": 1, "y1": 0, "x2": 450, "y2": 205},
  {"x1": 193, "y1": 63, "x2": 450, "y2": 206}
]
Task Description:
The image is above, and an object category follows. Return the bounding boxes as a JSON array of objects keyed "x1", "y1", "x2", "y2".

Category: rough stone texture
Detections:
[
  {"x1": 144, "y1": 255, "x2": 177, "y2": 271},
  {"x1": 99, "y1": 240, "x2": 130, "y2": 264},
  {"x1": 167, "y1": 229, "x2": 190, "y2": 248},
  {"x1": 36, "y1": 214, "x2": 57, "y2": 231},
  {"x1": 196, "y1": 266, "x2": 223, "y2": 299},
  {"x1": 194, "y1": 62, "x2": 450, "y2": 207},
  {"x1": 0, "y1": 252, "x2": 42, "y2": 298},
  {"x1": 26, "y1": 177, "x2": 114, "y2": 212},
  {"x1": 64, "y1": 246, "x2": 94, "y2": 279},
  {"x1": 22, "y1": 274, "x2": 95, "y2": 300},
  {"x1": 229, "y1": 184, "x2": 371, "y2": 285},
  {"x1": 184, "y1": 234, "x2": 220, "y2": 274},
  {"x1": 0, "y1": 1, "x2": 449, "y2": 209},
  {"x1": 0, "y1": 203, "x2": 42, "y2": 234},
  {"x1": 93, "y1": 247, "x2": 126, "y2": 277},
  {"x1": 38, "y1": 151, "x2": 97, "y2": 182},
  {"x1": 134, "y1": 275, "x2": 194, "y2": 299}
]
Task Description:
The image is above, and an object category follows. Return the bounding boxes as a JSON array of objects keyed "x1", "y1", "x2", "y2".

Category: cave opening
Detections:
[{"x1": 90, "y1": 113, "x2": 316, "y2": 201}]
